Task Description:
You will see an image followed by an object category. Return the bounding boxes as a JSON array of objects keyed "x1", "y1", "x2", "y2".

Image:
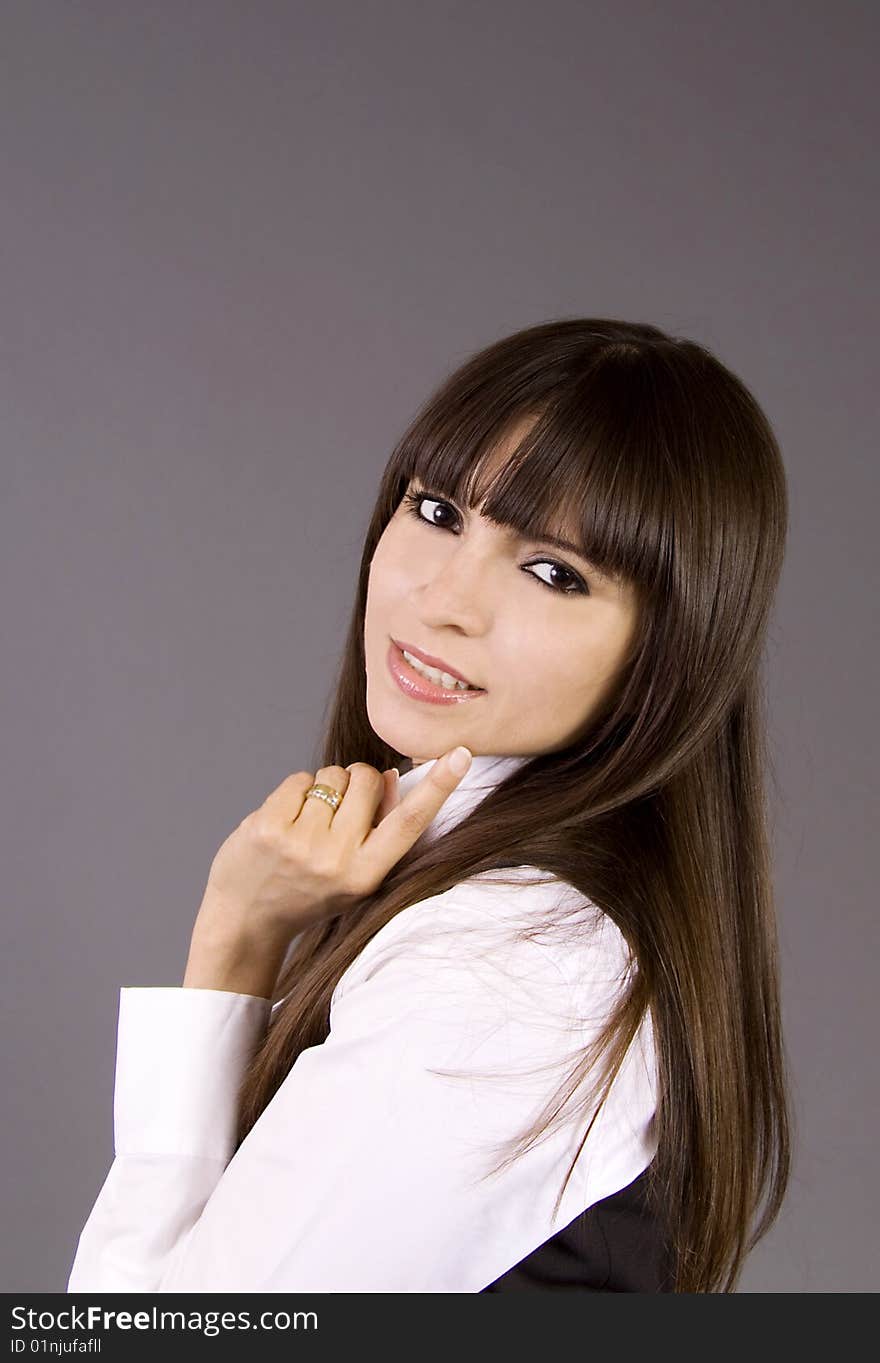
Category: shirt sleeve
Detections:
[
  {"x1": 66, "y1": 987, "x2": 273, "y2": 1293},
  {"x1": 66, "y1": 890, "x2": 657, "y2": 1293}
]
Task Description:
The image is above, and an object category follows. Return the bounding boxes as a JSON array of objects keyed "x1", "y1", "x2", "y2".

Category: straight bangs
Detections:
[{"x1": 393, "y1": 351, "x2": 684, "y2": 602}]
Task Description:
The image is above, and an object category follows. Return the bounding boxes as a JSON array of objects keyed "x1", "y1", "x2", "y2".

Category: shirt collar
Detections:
[{"x1": 396, "y1": 752, "x2": 530, "y2": 843}]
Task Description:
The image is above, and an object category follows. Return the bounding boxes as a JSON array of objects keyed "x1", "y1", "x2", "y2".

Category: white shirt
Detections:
[{"x1": 66, "y1": 753, "x2": 658, "y2": 1293}]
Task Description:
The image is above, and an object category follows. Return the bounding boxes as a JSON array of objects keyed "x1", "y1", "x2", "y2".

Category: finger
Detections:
[
  {"x1": 327, "y1": 762, "x2": 386, "y2": 839},
  {"x1": 358, "y1": 747, "x2": 472, "y2": 869},
  {"x1": 257, "y1": 770, "x2": 316, "y2": 820},
  {"x1": 292, "y1": 765, "x2": 353, "y2": 824},
  {"x1": 371, "y1": 769, "x2": 400, "y2": 827}
]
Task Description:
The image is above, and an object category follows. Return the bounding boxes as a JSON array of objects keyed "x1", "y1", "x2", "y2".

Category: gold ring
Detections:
[{"x1": 304, "y1": 783, "x2": 344, "y2": 812}]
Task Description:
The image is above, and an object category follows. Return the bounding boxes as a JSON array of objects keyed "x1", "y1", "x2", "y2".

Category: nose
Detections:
[{"x1": 413, "y1": 540, "x2": 494, "y2": 634}]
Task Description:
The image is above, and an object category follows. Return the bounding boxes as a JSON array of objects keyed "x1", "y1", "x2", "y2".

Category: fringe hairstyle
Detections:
[{"x1": 233, "y1": 317, "x2": 792, "y2": 1292}]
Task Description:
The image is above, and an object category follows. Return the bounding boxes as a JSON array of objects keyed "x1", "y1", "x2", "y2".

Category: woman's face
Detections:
[{"x1": 363, "y1": 419, "x2": 640, "y2": 767}]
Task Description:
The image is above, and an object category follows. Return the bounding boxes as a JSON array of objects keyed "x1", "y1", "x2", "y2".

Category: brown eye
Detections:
[
  {"x1": 523, "y1": 560, "x2": 586, "y2": 595},
  {"x1": 402, "y1": 489, "x2": 459, "y2": 531}
]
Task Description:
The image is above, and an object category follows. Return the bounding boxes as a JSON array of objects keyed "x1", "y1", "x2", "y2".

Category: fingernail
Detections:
[{"x1": 448, "y1": 746, "x2": 472, "y2": 775}]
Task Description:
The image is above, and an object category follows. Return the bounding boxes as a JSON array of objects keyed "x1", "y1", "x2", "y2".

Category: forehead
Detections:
[
  {"x1": 405, "y1": 413, "x2": 538, "y2": 507},
  {"x1": 469, "y1": 414, "x2": 540, "y2": 498},
  {"x1": 465, "y1": 414, "x2": 586, "y2": 546}
]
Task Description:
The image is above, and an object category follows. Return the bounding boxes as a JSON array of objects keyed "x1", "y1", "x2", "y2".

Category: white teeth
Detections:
[{"x1": 401, "y1": 649, "x2": 476, "y2": 691}]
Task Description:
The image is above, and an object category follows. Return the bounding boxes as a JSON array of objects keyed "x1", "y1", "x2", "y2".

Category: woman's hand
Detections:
[{"x1": 189, "y1": 747, "x2": 473, "y2": 969}]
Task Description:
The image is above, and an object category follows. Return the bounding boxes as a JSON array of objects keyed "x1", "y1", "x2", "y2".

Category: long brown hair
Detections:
[{"x1": 234, "y1": 317, "x2": 792, "y2": 1292}]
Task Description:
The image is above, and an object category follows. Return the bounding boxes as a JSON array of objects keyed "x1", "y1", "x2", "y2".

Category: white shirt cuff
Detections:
[{"x1": 113, "y1": 986, "x2": 272, "y2": 1163}]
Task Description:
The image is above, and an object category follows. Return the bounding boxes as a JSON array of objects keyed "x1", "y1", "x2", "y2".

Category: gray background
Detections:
[{"x1": 2, "y1": 0, "x2": 876, "y2": 1293}]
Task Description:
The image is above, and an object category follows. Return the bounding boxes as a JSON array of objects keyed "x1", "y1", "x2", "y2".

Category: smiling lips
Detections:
[
  {"x1": 386, "y1": 640, "x2": 487, "y2": 706},
  {"x1": 392, "y1": 638, "x2": 481, "y2": 688}
]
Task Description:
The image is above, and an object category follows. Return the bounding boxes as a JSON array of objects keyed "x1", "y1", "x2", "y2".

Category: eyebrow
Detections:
[
  {"x1": 525, "y1": 527, "x2": 586, "y2": 558},
  {"x1": 495, "y1": 515, "x2": 592, "y2": 566}
]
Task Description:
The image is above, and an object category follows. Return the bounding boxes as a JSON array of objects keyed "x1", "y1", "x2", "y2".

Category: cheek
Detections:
[
  {"x1": 369, "y1": 537, "x2": 411, "y2": 603},
  {"x1": 496, "y1": 626, "x2": 611, "y2": 711},
  {"x1": 495, "y1": 622, "x2": 572, "y2": 693},
  {"x1": 365, "y1": 531, "x2": 414, "y2": 629},
  {"x1": 546, "y1": 649, "x2": 595, "y2": 703}
]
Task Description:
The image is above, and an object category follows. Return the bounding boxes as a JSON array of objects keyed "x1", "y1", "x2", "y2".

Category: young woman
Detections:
[{"x1": 67, "y1": 317, "x2": 792, "y2": 1294}]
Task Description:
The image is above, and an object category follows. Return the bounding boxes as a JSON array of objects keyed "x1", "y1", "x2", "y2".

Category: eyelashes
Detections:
[{"x1": 400, "y1": 488, "x2": 589, "y2": 597}]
